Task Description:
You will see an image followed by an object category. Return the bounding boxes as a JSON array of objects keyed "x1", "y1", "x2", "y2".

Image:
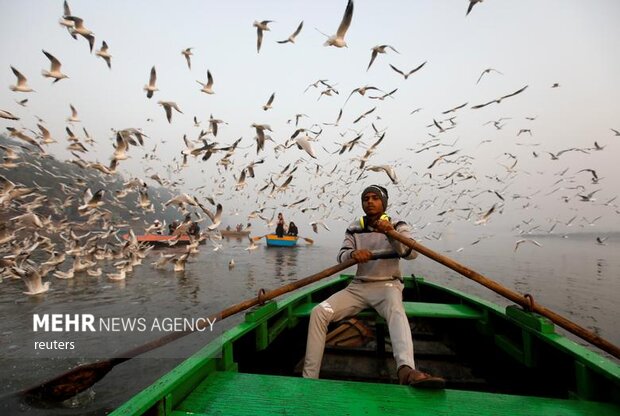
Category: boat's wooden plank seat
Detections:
[
  {"x1": 292, "y1": 301, "x2": 484, "y2": 320},
  {"x1": 173, "y1": 371, "x2": 619, "y2": 416}
]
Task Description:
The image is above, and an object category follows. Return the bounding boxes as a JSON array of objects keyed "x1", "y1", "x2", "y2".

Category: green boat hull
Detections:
[{"x1": 112, "y1": 275, "x2": 620, "y2": 415}]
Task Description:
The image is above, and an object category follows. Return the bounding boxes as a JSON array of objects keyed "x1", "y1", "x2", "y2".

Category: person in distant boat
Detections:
[
  {"x1": 275, "y1": 213, "x2": 286, "y2": 238},
  {"x1": 287, "y1": 221, "x2": 298, "y2": 237},
  {"x1": 153, "y1": 219, "x2": 163, "y2": 235},
  {"x1": 226, "y1": 225, "x2": 232, "y2": 231},
  {"x1": 169, "y1": 220, "x2": 179, "y2": 235},
  {"x1": 303, "y1": 185, "x2": 445, "y2": 389},
  {"x1": 189, "y1": 221, "x2": 200, "y2": 237},
  {"x1": 236, "y1": 223, "x2": 243, "y2": 232}
]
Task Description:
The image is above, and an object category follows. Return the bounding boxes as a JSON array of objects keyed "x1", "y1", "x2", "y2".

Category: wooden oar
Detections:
[
  {"x1": 251, "y1": 234, "x2": 269, "y2": 242},
  {"x1": 299, "y1": 236, "x2": 314, "y2": 244},
  {"x1": 21, "y1": 258, "x2": 359, "y2": 402},
  {"x1": 385, "y1": 228, "x2": 620, "y2": 359}
]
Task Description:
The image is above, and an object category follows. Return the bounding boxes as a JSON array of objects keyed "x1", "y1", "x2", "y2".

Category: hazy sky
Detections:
[{"x1": 1, "y1": 0, "x2": 619, "y2": 243}]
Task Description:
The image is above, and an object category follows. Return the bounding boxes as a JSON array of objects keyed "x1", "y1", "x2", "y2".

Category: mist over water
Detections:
[{"x1": 1, "y1": 231, "x2": 618, "y2": 414}]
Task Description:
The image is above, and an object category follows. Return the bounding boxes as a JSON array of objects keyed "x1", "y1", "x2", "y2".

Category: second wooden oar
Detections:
[
  {"x1": 385, "y1": 228, "x2": 620, "y2": 359},
  {"x1": 22, "y1": 258, "x2": 359, "y2": 402},
  {"x1": 251, "y1": 234, "x2": 269, "y2": 241}
]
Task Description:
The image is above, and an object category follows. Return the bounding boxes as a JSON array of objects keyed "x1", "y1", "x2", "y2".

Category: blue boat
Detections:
[{"x1": 265, "y1": 234, "x2": 298, "y2": 247}]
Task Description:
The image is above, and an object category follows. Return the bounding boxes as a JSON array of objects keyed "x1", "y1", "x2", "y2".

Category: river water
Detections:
[{"x1": 1, "y1": 231, "x2": 618, "y2": 415}]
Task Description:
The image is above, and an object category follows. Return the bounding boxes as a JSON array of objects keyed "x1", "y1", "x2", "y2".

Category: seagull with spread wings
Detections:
[
  {"x1": 197, "y1": 70, "x2": 215, "y2": 94},
  {"x1": 144, "y1": 66, "x2": 158, "y2": 99},
  {"x1": 514, "y1": 239, "x2": 542, "y2": 252},
  {"x1": 277, "y1": 21, "x2": 303, "y2": 44},
  {"x1": 0, "y1": 109, "x2": 19, "y2": 120},
  {"x1": 37, "y1": 124, "x2": 56, "y2": 144},
  {"x1": 476, "y1": 67, "x2": 503, "y2": 84},
  {"x1": 181, "y1": 47, "x2": 193, "y2": 69},
  {"x1": 64, "y1": 15, "x2": 95, "y2": 52},
  {"x1": 197, "y1": 202, "x2": 223, "y2": 230},
  {"x1": 345, "y1": 85, "x2": 381, "y2": 105},
  {"x1": 67, "y1": 104, "x2": 80, "y2": 123},
  {"x1": 295, "y1": 135, "x2": 317, "y2": 159},
  {"x1": 253, "y1": 20, "x2": 273, "y2": 53},
  {"x1": 9, "y1": 67, "x2": 34, "y2": 92},
  {"x1": 59, "y1": 0, "x2": 77, "y2": 39},
  {"x1": 442, "y1": 102, "x2": 468, "y2": 114},
  {"x1": 389, "y1": 61, "x2": 427, "y2": 80},
  {"x1": 467, "y1": 0, "x2": 484, "y2": 16},
  {"x1": 41, "y1": 50, "x2": 68, "y2": 82},
  {"x1": 262, "y1": 92, "x2": 275, "y2": 111},
  {"x1": 471, "y1": 85, "x2": 528, "y2": 109},
  {"x1": 95, "y1": 41, "x2": 112, "y2": 69},
  {"x1": 14, "y1": 266, "x2": 52, "y2": 295},
  {"x1": 318, "y1": 0, "x2": 354, "y2": 48},
  {"x1": 158, "y1": 101, "x2": 183, "y2": 123},
  {"x1": 366, "y1": 165, "x2": 398, "y2": 184},
  {"x1": 474, "y1": 204, "x2": 497, "y2": 225},
  {"x1": 367, "y1": 44, "x2": 399, "y2": 71}
]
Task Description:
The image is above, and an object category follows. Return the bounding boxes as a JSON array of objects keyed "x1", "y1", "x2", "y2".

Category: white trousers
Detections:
[{"x1": 303, "y1": 280, "x2": 415, "y2": 378}]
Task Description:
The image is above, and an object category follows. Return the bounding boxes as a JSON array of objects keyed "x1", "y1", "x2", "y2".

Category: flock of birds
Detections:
[{"x1": 1, "y1": 0, "x2": 619, "y2": 297}]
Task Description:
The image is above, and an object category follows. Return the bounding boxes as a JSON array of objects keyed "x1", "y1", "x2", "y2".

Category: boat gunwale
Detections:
[
  {"x1": 111, "y1": 274, "x2": 620, "y2": 415},
  {"x1": 111, "y1": 275, "x2": 350, "y2": 415},
  {"x1": 418, "y1": 278, "x2": 620, "y2": 380}
]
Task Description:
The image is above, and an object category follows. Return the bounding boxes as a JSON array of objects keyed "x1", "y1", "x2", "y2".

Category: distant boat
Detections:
[
  {"x1": 219, "y1": 230, "x2": 251, "y2": 238},
  {"x1": 265, "y1": 234, "x2": 298, "y2": 247},
  {"x1": 121, "y1": 233, "x2": 205, "y2": 246}
]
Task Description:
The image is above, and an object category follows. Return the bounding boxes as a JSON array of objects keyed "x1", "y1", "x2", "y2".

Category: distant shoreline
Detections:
[{"x1": 520, "y1": 231, "x2": 620, "y2": 239}]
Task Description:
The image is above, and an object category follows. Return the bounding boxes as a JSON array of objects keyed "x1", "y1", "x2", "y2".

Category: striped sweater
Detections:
[{"x1": 337, "y1": 216, "x2": 417, "y2": 281}]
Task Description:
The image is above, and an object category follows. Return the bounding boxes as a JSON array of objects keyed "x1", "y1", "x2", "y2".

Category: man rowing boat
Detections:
[{"x1": 302, "y1": 185, "x2": 445, "y2": 388}]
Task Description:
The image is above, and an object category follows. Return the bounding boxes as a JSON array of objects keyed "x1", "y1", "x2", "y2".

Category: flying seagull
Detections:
[
  {"x1": 389, "y1": 61, "x2": 427, "y2": 80},
  {"x1": 64, "y1": 15, "x2": 95, "y2": 52},
  {"x1": 442, "y1": 102, "x2": 468, "y2": 114},
  {"x1": 277, "y1": 21, "x2": 303, "y2": 44},
  {"x1": 318, "y1": 0, "x2": 354, "y2": 48},
  {"x1": 95, "y1": 41, "x2": 112, "y2": 69},
  {"x1": 474, "y1": 203, "x2": 496, "y2": 225},
  {"x1": 262, "y1": 92, "x2": 275, "y2": 111},
  {"x1": 67, "y1": 104, "x2": 80, "y2": 123},
  {"x1": 253, "y1": 20, "x2": 273, "y2": 53},
  {"x1": 59, "y1": 0, "x2": 77, "y2": 39},
  {"x1": 14, "y1": 266, "x2": 52, "y2": 295},
  {"x1": 41, "y1": 50, "x2": 69, "y2": 82},
  {"x1": 467, "y1": 0, "x2": 483, "y2": 16},
  {"x1": 0, "y1": 109, "x2": 19, "y2": 120},
  {"x1": 9, "y1": 67, "x2": 34, "y2": 92},
  {"x1": 295, "y1": 135, "x2": 317, "y2": 159},
  {"x1": 144, "y1": 66, "x2": 158, "y2": 99},
  {"x1": 197, "y1": 70, "x2": 215, "y2": 94},
  {"x1": 476, "y1": 67, "x2": 503, "y2": 84},
  {"x1": 181, "y1": 47, "x2": 193, "y2": 69},
  {"x1": 514, "y1": 239, "x2": 542, "y2": 252},
  {"x1": 367, "y1": 44, "x2": 399, "y2": 71},
  {"x1": 366, "y1": 165, "x2": 398, "y2": 184},
  {"x1": 471, "y1": 85, "x2": 528, "y2": 109},
  {"x1": 158, "y1": 101, "x2": 183, "y2": 123}
]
